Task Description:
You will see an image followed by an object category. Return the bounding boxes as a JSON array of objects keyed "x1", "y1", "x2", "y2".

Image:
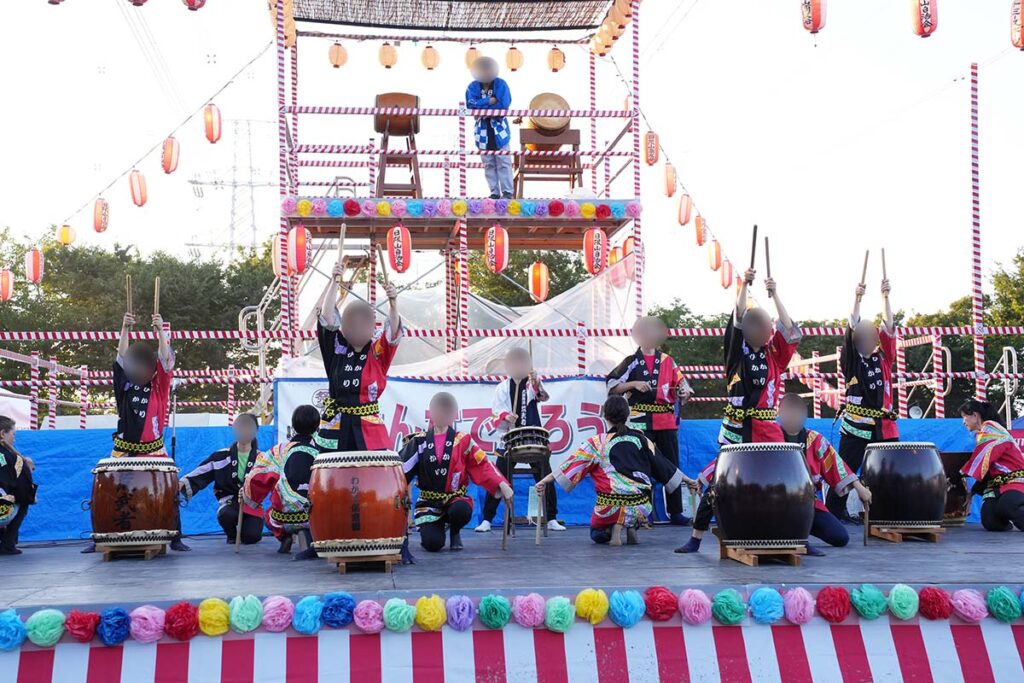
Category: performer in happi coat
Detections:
[
  {"x1": 959, "y1": 398, "x2": 1024, "y2": 532},
  {"x1": 778, "y1": 394, "x2": 872, "y2": 555},
  {"x1": 833, "y1": 277, "x2": 898, "y2": 520},
  {"x1": 476, "y1": 347, "x2": 563, "y2": 533},
  {"x1": 606, "y1": 316, "x2": 694, "y2": 525},
  {"x1": 0, "y1": 417, "x2": 36, "y2": 555},
  {"x1": 536, "y1": 396, "x2": 697, "y2": 546},
  {"x1": 243, "y1": 405, "x2": 320, "y2": 559},
  {"x1": 676, "y1": 267, "x2": 801, "y2": 554},
  {"x1": 466, "y1": 56, "x2": 513, "y2": 199},
  {"x1": 179, "y1": 413, "x2": 263, "y2": 545},
  {"x1": 402, "y1": 392, "x2": 512, "y2": 552},
  {"x1": 316, "y1": 267, "x2": 401, "y2": 452}
]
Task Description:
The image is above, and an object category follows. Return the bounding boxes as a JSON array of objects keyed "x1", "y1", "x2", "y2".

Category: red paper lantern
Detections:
[
  {"x1": 24, "y1": 249, "x2": 44, "y2": 285},
  {"x1": 720, "y1": 259, "x2": 733, "y2": 289},
  {"x1": 204, "y1": 103, "x2": 222, "y2": 143},
  {"x1": 801, "y1": 0, "x2": 826, "y2": 33},
  {"x1": 664, "y1": 163, "x2": 676, "y2": 197},
  {"x1": 677, "y1": 194, "x2": 693, "y2": 226},
  {"x1": 912, "y1": 0, "x2": 938, "y2": 38},
  {"x1": 607, "y1": 246, "x2": 626, "y2": 287},
  {"x1": 1013, "y1": 0, "x2": 1024, "y2": 49},
  {"x1": 644, "y1": 131, "x2": 659, "y2": 165},
  {"x1": 485, "y1": 224, "x2": 509, "y2": 274},
  {"x1": 0, "y1": 270, "x2": 12, "y2": 303},
  {"x1": 387, "y1": 224, "x2": 412, "y2": 274},
  {"x1": 271, "y1": 233, "x2": 293, "y2": 278},
  {"x1": 183, "y1": 0, "x2": 206, "y2": 9},
  {"x1": 161, "y1": 136, "x2": 180, "y2": 174},
  {"x1": 529, "y1": 261, "x2": 549, "y2": 303},
  {"x1": 129, "y1": 170, "x2": 147, "y2": 207},
  {"x1": 708, "y1": 239, "x2": 722, "y2": 271},
  {"x1": 582, "y1": 228, "x2": 609, "y2": 275},
  {"x1": 694, "y1": 215, "x2": 706, "y2": 246},
  {"x1": 93, "y1": 198, "x2": 109, "y2": 233},
  {"x1": 287, "y1": 225, "x2": 310, "y2": 275},
  {"x1": 622, "y1": 236, "x2": 636, "y2": 279}
]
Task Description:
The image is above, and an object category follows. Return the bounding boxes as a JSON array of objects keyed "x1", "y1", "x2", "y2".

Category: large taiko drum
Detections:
[
  {"x1": 504, "y1": 426, "x2": 551, "y2": 464},
  {"x1": 713, "y1": 443, "x2": 815, "y2": 548},
  {"x1": 523, "y1": 93, "x2": 571, "y2": 151},
  {"x1": 89, "y1": 457, "x2": 179, "y2": 546},
  {"x1": 861, "y1": 442, "x2": 946, "y2": 527},
  {"x1": 308, "y1": 450, "x2": 409, "y2": 558},
  {"x1": 374, "y1": 93, "x2": 420, "y2": 137}
]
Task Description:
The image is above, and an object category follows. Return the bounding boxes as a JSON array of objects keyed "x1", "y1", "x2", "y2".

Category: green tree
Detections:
[{"x1": 467, "y1": 249, "x2": 589, "y2": 307}]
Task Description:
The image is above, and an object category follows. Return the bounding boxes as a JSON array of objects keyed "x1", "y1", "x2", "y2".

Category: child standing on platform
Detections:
[{"x1": 466, "y1": 56, "x2": 513, "y2": 199}]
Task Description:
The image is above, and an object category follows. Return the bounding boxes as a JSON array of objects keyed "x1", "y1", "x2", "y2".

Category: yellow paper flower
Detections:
[
  {"x1": 508, "y1": 200, "x2": 522, "y2": 216},
  {"x1": 575, "y1": 588, "x2": 609, "y2": 625},
  {"x1": 376, "y1": 200, "x2": 392, "y2": 217},
  {"x1": 580, "y1": 202, "x2": 596, "y2": 219},
  {"x1": 198, "y1": 598, "x2": 231, "y2": 636},
  {"x1": 415, "y1": 594, "x2": 447, "y2": 631},
  {"x1": 296, "y1": 199, "x2": 313, "y2": 217},
  {"x1": 451, "y1": 199, "x2": 468, "y2": 216}
]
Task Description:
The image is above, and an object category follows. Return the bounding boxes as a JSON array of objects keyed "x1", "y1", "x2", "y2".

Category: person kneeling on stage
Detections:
[
  {"x1": 536, "y1": 396, "x2": 698, "y2": 546},
  {"x1": 676, "y1": 267, "x2": 801, "y2": 554},
  {"x1": 243, "y1": 405, "x2": 321, "y2": 559},
  {"x1": 180, "y1": 413, "x2": 263, "y2": 545},
  {"x1": 0, "y1": 417, "x2": 36, "y2": 555},
  {"x1": 959, "y1": 398, "x2": 1024, "y2": 532},
  {"x1": 402, "y1": 392, "x2": 513, "y2": 552},
  {"x1": 779, "y1": 394, "x2": 872, "y2": 556}
]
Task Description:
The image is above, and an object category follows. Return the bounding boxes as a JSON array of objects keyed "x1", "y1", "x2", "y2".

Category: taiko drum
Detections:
[
  {"x1": 89, "y1": 457, "x2": 180, "y2": 546},
  {"x1": 861, "y1": 442, "x2": 946, "y2": 527},
  {"x1": 374, "y1": 93, "x2": 420, "y2": 137}
]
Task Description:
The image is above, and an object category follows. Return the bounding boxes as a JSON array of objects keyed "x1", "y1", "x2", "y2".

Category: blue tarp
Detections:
[{"x1": 12, "y1": 418, "x2": 979, "y2": 542}]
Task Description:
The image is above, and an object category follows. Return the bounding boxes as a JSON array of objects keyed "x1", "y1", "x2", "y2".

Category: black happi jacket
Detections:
[{"x1": 181, "y1": 443, "x2": 257, "y2": 506}]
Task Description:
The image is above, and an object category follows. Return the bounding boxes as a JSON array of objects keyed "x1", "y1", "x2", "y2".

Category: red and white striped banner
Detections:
[
  {"x1": 286, "y1": 106, "x2": 631, "y2": 118},
  {"x1": 293, "y1": 145, "x2": 631, "y2": 157},
  {"x1": 4, "y1": 618, "x2": 1024, "y2": 682}
]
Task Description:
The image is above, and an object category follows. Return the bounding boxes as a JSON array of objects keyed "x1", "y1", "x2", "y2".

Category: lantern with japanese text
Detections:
[
  {"x1": 801, "y1": 0, "x2": 826, "y2": 33},
  {"x1": 24, "y1": 249, "x2": 44, "y2": 285},
  {"x1": 93, "y1": 198, "x2": 109, "y2": 233},
  {"x1": 720, "y1": 259, "x2": 733, "y2": 289},
  {"x1": 328, "y1": 42, "x2": 348, "y2": 67},
  {"x1": 183, "y1": 0, "x2": 206, "y2": 9},
  {"x1": 387, "y1": 224, "x2": 412, "y2": 273},
  {"x1": 287, "y1": 225, "x2": 310, "y2": 275},
  {"x1": 622, "y1": 236, "x2": 637, "y2": 279},
  {"x1": 529, "y1": 261, "x2": 549, "y2": 303},
  {"x1": 161, "y1": 136, "x2": 180, "y2": 174},
  {"x1": 695, "y1": 215, "x2": 706, "y2": 246},
  {"x1": 664, "y1": 163, "x2": 676, "y2": 197},
  {"x1": 677, "y1": 194, "x2": 692, "y2": 226},
  {"x1": 485, "y1": 224, "x2": 509, "y2": 274},
  {"x1": 271, "y1": 233, "x2": 292, "y2": 278},
  {"x1": 582, "y1": 228, "x2": 609, "y2": 275},
  {"x1": 465, "y1": 46, "x2": 480, "y2": 68},
  {"x1": 708, "y1": 239, "x2": 722, "y2": 271},
  {"x1": 421, "y1": 45, "x2": 440, "y2": 70},
  {"x1": 912, "y1": 0, "x2": 938, "y2": 38},
  {"x1": 644, "y1": 131, "x2": 659, "y2": 165},
  {"x1": 607, "y1": 246, "x2": 626, "y2": 287},
  {"x1": 506, "y1": 46, "x2": 524, "y2": 71},
  {"x1": 547, "y1": 47, "x2": 566, "y2": 72},
  {"x1": 204, "y1": 103, "x2": 222, "y2": 143},
  {"x1": 0, "y1": 270, "x2": 12, "y2": 303},
  {"x1": 1013, "y1": 0, "x2": 1024, "y2": 49},
  {"x1": 379, "y1": 42, "x2": 398, "y2": 68},
  {"x1": 129, "y1": 170, "x2": 147, "y2": 207},
  {"x1": 58, "y1": 224, "x2": 76, "y2": 246}
]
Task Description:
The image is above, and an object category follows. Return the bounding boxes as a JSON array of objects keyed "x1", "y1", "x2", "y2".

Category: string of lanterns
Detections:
[
  {"x1": 327, "y1": 40, "x2": 570, "y2": 73},
  {"x1": 48, "y1": 0, "x2": 208, "y2": 9}
]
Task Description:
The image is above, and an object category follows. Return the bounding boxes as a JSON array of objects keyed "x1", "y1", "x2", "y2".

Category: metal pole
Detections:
[
  {"x1": 276, "y1": 0, "x2": 294, "y2": 355},
  {"x1": 630, "y1": 0, "x2": 644, "y2": 318},
  {"x1": 970, "y1": 63, "x2": 986, "y2": 399}
]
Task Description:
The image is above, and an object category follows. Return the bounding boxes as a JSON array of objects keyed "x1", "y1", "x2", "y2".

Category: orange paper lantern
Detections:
[
  {"x1": 129, "y1": 170, "x2": 147, "y2": 207},
  {"x1": 708, "y1": 239, "x2": 722, "y2": 271},
  {"x1": 720, "y1": 259, "x2": 733, "y2": 289},
  {"x1": 529, "y1": 261, "x2": 549, "y2": 303},
  {"x1": 379, "y1": 42, "x2": 398, "y2": 68},
  {"x1": 547, "y1": 46, "x2": 566, "y2": 72},
  {"x1": 161, "y1": 136, "x2": 180, "y2": 174},
  {"x1": 328, "y1": 42, "x2": 348, "y2": 67},
  {"x1": 644, "y1": 131, "x2": 659, "y2": 165},
  {"x1": 801, "y1": 0, "x2": 826, "y2": 33},
  {"x1": 582, "y1": 228, "x2": 609, "y2": 275},
  {"x1": 93, "y1": 198, "x2": 109, "y2": 233},
  {"x1": 24, "y1": 249, "x2": 44, "y2": 284},
  {"x1": 58, "y1": 224, "x2": 76, "y2": 246},
  {"x1": 622, "y1": 236, "x2": 637, "y2": 279},
  {"x1": 695, "y1": 215, "x2": 706, "y2": 246},
  {"x1": 465, "y1": 46, "x2": 480, "y2": 68},
  {"x1": 485, "y1": 224, "x2": 509, "y2": 274},
  {"x1": 287, "y1": 225, "x2": 310, "y2": 275},
  {"x1": 387, "y1": 224, "x2": 412, "y2": 273},
  {"x1": 677, "y1": 194, "x2": 693, "y2": 226},
  {"x1": 421, "y1": 45, "x2": 440, "y2": 70},
  {"x1": 664, "y1": 163, "x2": 676, "y2": 197},
  {"x1": 204, "y1": 103, "x2": 222, "y2": 143},
  {"x1": 271, "y1": 233, "x2": 292, "y2": 278},
  {"x1": 912, "y1": 0, "x2": 938, "y2": 38},
  {"x1": 1013, "y1": 0, "x2": 1024, "y2": 49},
  {"x1": 0, "y1": 270, "x2": 12, "y2": 303},
  {"x1": 505, "y1": 46, "x2": 524, "y2": 72},
  {"x1": 607, "y1": 246, "x2": 626, "y2": 287}
]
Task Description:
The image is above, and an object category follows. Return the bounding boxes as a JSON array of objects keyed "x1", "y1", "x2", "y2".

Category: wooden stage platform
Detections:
[{"x1": 5, "y1": 524, "x2": 1021, "y2": 609}]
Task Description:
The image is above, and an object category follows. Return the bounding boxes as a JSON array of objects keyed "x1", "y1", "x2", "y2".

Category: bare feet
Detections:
[
  {"x1": 609, "y1": 523, "x2": 623, "y2": 546},
  {"x1": 626, "y1": 527, "x2": 639, "y2": 545}
]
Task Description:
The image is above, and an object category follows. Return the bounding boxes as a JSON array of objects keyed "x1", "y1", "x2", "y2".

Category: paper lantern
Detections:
[
  {"x1": 421, "y1": 45, "x2": 440, "y2": 70},
  {"x1": 582, "y1": 228, "x2": 609, "y2": 275},
  {"x1": 607, "y1": 246, "x2": 626, "y2": 287},
  {"x1": 912, "y1": 0, "x2": 938, "y2": 38},
  {"x1": 615, "y1": 0, "x2": 633, "y2": 18},
  {"x1": 465, "y1": 46, "x2": 480, "y2": 68},
  {"x1": 622, "y1": 236, "x2": 636, "y2": 279},
  {"x1": 664, "y1": 163, "x2": 676, "y2": 197},
  {"x1": 48, "y1": 1, "x2": 65, "y2": 5},
  {"x1": 387, "y1": 224, "x2": 412, "y2": 273},
  {"x1": 183, "y1": 0, "x2": 206, "y2": 9},
  {"x1": 506, "y1": 46, "x2": 524, "y2": 72},
  {"x1": 24, "y1": 249, "x2": 44, "y2": 285},
  {"x1": 204, "y1": 103, "x2": 222, "y2": 143},
  {"x1": 328, "y1": 42, "x2": 348, "y2": 67},
  {"x1": 801, "y1": 0, "x2": 826, "y2": 33},
  {"x1": 609, "y1": 4, "x2": 629, "y2": 27},
  {"x1": 93, "y1": 198, "x2": 109, "y2": 233},
  {"x1": 597, "y1": 24, "x2": 616, "y2": 48},
  {"x1": 268, "y1": 0, "x2": 296, "y2": 49},
  {"x1": 161, "y1": 136, "x2": 180, "y2": 174},
  {"x1": 694, "y1": 215, "x2": 706, "y2": 246},
  {"x1": 720, "y1": 259, "x2": 733, "y2": 289},
  {"x1": 127, "y1": 0, "x2": 148, "y2": 6},
  {"x1": 708, "y1": 239, "x2": 722, "y2": 271},
  {"x1": 590, "y1": 36, "x2": 609, "y2": 57},
  {"x1": 1013, "y1": 0, "x2": 1024, "y2": 49},
  {"x1": 529, "y1": 261, "x2": 549, "y2": 303},
  {"x1": 624, "y1": 95, "x2": 632, "y2": 111},
  {"x1": 485, "y1": 224, "x2": 509, "y2": 274},
  {"x1": 547, "y1": 47, "x2": 566, "y2": 72},
  {"x1": 604, "y1": 18, "x2": 626, "y2": 40},
  {"x1": 677, "y1": 194, "x2": 693, "y2": 226},
  {"x1": 0, "y1": 270, "x2": 12, "y2": 303},
  {"x1": 271, "y1": 233, "x2": 293, "y2": 278},
  {"x1": 287, "y1": 225, "x2": 310, "y2": 275},
  {"x1": 58, "y1": 224, "x2": 76, "y2": 246},
  {"x1": 644, "y1": 131, "x2": 659, "y2": 165},
  {"x1": 379, "y1": 42, "x2": 398, "y2": 68},
  {"x1": 129, "y1": 170, "x2": 147, "y2": 207}
]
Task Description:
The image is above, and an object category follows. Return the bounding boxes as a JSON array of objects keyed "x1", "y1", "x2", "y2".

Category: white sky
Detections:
[{"x1": 0, "y1": 0, "x2": 1022, "y2": 322}]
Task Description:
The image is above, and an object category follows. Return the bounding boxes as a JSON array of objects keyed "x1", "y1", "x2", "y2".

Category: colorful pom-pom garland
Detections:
[{"x1": 280, "y1": 196, "x2": 639, "y2": 222}]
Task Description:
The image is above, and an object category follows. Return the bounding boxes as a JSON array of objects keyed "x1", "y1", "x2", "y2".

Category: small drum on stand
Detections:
[
  {"x1": 522, "y1": 93, "x2": 571, "y2": 151},
  {"x1": 940, "y1": 451, "x2": 973, "y2": 526},
  {"x1": 861, "y1": 442, "x2": 947, "y2": 542},
  {"x1": 374, "y1": 93, "x2": 420, "y2": 137},
  {"x1": 504, "y1": 426, "x2": 551, "y2": 464},
  {"x1": 308, "y1": 451, "x2": 409, "y2": 568},
  {"x1": 88, "y1": 457, "x2": 180, "y2": 552}
]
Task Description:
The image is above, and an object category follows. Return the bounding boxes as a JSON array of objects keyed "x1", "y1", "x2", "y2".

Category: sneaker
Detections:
[
  {"x1": 292, "y1": 547, "x2": 319, "y2": 561},
  {"x1": 474, "y1": 520, "x2": 492, "y2": 533},
  {"x1": 547, "y1": 520, "x2": 566, "y2": 531},
  {"x1": 805, "y1": 545, "x2": 826, "y2": 557},
  {"x1": 674, "y1": 537, "x2": 703, "y2": 554},
  {"x1": 489, "y1": 193, "x2": 500, "y2": 200},
  {"x1": 501, "y1": 192, "x2": 513, "y2": 199},
  {"x1": 669, "y1": 513, "x2": 692, "y2": 527},
  {"x1": 80, "y1": 543, "x2": 96, "y2": 554}
]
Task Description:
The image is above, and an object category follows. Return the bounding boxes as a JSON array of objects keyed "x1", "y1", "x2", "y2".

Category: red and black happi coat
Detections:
[
  {"x1": 112, "y1": 352, "x2": 174, "y2": 455},
  {"x1": 606, "y1": 349, "x2": 687, "y2": 432},
  {"x1": 840, "y1": 318, "x2": 899, "y2": 441}
]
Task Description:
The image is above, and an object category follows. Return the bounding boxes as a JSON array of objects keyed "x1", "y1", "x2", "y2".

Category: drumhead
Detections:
[
  {"x1": 718, "y1": 443, "x2": 803, "y2": 454},
  {"x1": 528, "y1": 93, "x2": 570, "y2": 133},
  {"x1": 506, "y1": 426, "x2": 550, "y2": 437},
  {"x1": 312, "y1": 450, "x2": 402, "y2": 469},
  {"x1": 92, "y1": 457, "x2": 179, "y2": 473},
  {"x1": 864, "y1": 442, "x2": 937, "y2": 451}
]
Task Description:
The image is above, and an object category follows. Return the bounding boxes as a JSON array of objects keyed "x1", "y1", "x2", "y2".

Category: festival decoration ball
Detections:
[
  {"x1": 328, "y1": 42, "x2": 348, "y2": 68},
  {"x1": 204, "y1": 103, "x2": 222, "y2": 143},
  {"x1": 583, "y1": 228, "x2": 609, "y2": 275},
  {"x1": 24, "y1": 249, "x2": 44, "y2": 285},
  {"x1": 720, "y1": 259, "x2": 733, "y2": 289},
  {"x1": 708, "y1": 239, "x2": 722, "y2": 271},
  {"x1": 58, "y1": 224, "x2": 76, "y2": 246},
  {"x1": 529, "y1": 260, "x2": 549, "y2": 303},
  {"x1": 183, "y1": 0, "x2": 206, "y2": 10},
  {"x1": 547, "y1": 47, "x2": 566, "y2": 72},
  {"x1": 465, "y1": 46, "x2": 480, "y2": 69},
  {"x1": 801, "y1": 0, "x2": 826, "y2": 33},
  {"x1": 287, "y1": 225, "x2": 310, "y2": 275},
  {"x1": 664, "y1": 163, "x2": 677, "y2": 197},
  {"x1": 387, "y1": 224, "x2": 412, "y2": 274},
  {"x1": 912, "y1": 0, "x2": 938, "y2": 37},
  {"x1": 129, "y1": 170, "x2": 147, "y2": 207},
  {"x1": 485, "y1": 224, "x2": 509, "y2": 274},
  {"x1": 421, "y1": 45, "x2": 441, "y2": 70},
  {"x1": 505, "y1": 45, "x2": 524, "y2": 72},
  {"x1": 161, "y1": 136, "x2": 180, "y2": 174},
  {"x1": 1013, "y1": 0, "x2": 1024, "y2": 50},
  {"x1": 379, "y1": 42, "x2": 398, "y2": 68},
  {"x1": 0, "y1": 270, "x2": 13, "y2": 303},
  {"x1": 644, "y1": 131, "x2": 659, "y2": 165},
  {"x1": 694, "y1": 215, "x2": 706, "y2": 246}
]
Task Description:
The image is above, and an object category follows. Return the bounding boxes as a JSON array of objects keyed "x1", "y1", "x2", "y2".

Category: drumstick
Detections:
[
  {"x1": 125, "y1": 274, "x2": 133, "y2": 317},
  {"x1": 502, "y1": 499, "x2": 510, "y2": 551},
  {"x1": 375, "y1": 244, "x2": 391, "y2": 287},
  {"x1": 153, "y1": 277, "x2": 160, "y2": 316},
  {"x1": 334, "y1": 224, "x2": 347, "y2": 283},
  {"x1": 764, "y1": 235, "x2": 773, "y2": 298},
  {"x1": 881, "y1": 248, "x2": 888, "y2": 281},
  {"x1": 750, "y1": 224, "x2": 758, "y2": 270},
  {"x1": 863, "y1": 500, "x2": 870, "y2": 546},
  {"x1": 860, "y1": 250, "x2": 870, "y2": 286},
  {"x1": 235, "y1": 492, "x2": 244, "y2": 553}
]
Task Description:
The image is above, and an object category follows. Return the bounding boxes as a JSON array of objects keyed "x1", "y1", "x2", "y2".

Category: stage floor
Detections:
[{"x1": 6, "y1": 524, "x2": 1023, "y2": 609}]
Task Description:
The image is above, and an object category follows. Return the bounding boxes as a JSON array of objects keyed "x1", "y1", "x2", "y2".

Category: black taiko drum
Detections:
[
  {"x1": 861, "y1": 442, "x2": 946, "y2": 528},
  {"x1": 504, "y1": 426, "x2": 551, "y2": 464},
  {"x1": 713, "y1": 442, "x2": 815, "y2": 548}
]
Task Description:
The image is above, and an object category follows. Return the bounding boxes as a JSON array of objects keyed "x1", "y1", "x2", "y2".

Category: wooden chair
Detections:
[{"x1": 513, "y1": 129, "x2": 583, "y2": 198}]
